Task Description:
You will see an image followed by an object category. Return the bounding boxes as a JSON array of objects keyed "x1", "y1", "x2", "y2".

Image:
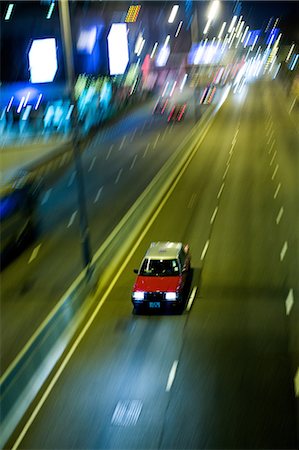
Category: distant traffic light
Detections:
[{"x1": 125, "y1": 5, "x2": 141, "y2": 23}]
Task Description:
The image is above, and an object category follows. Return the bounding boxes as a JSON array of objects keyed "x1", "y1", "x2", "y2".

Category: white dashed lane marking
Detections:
[
  {"x1": 285, "y1": 289, "x2": 294, "y2": 315},
  {"x1": 270, "y1": 150, "x2": 277, "y2": 166},
  {"x1": 130, "y1": 155, "x2": 137, "y2": 170},
  {"x1": 276, "y1": 207, "x2": 284, "y2": 224},
  {"x1": 217, "y1": 183, "x2": 225, "y2": 199},
  {"x1": 119, "y1": 136, "x2": 126, "y2": 151},
  {"x1": 143, "y1": 143, "x2": 150, "y2": 158},
  {"x1": 280, "y1": 241, "x2": 288, "y2": 261},
  {"x1": 210, "y1": 206, "x2": 218, "y2": 224},
  {"x1": 186, "y1": 286, "x2": 197, "y2": 311},
  {"x1": 200, "y1": 240, "x2": 210, "y2": 260},
  {"x1": 41, "y1": 189, "x2": 52, "y2": 205},
  {"x1": 268, "y1": 140, "x2": 275, "y2": 154},
  {"x1": 166, "y1": 360, "x2": 179, "y2": 392},
  {"x1": 28, "y1": 244, "x2": 42, "y2": 264},
  {"x1": 188, "y1": 193, "x2": 197, "y2": 209},
  {"x1": 115, "y1": 168, "x2": 123, "y2": 184},
  {"x1": 67, "y1": 211, "x2": 77, "y2": 228},
  {"x1": 106, "y1": 144, "x2": 113, "y2": 160},
  {"x1": 271, "y1": 164, "x2": 279, "y2": 180},
  {"x1": 68, "y1": 172, "x2": 76, "y2": 187},
  {"x1": 130, "y1": 128, "x2": 137, "y2": 142},
  {"x1": 153, "y1": 133, "x2": 161, "y2": 149},
  {"x1": 223, "y1": 165, "x2": 229, "y2": 180},
  {"x1": 88, "y1": 156, "x2": 96, "y2": 172},
  {"x1": 274, "y1": 183, "x2": 281, "y2": 199},
  {"x1": 94, "y1": 186, "x2": 103, "y2": 203}
]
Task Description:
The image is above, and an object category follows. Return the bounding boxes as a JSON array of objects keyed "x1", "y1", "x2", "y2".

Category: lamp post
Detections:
[{"x1": 59, "y1": 0, "x2": 92, "y2": 272}]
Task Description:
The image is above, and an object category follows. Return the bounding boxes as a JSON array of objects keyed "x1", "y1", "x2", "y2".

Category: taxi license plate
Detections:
[{"x1": 149, "y1": 302, "x2": 160, "y2": 308}]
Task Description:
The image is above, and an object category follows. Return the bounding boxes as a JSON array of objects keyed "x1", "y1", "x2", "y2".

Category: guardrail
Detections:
[{"x1": 0, "y1": 86, "x2": 230, "y2": 448}]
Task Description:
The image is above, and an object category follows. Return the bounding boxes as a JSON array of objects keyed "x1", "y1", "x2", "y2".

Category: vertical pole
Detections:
[{"x1": 59, "y1": 0, "x2": 92, "y2": 272}]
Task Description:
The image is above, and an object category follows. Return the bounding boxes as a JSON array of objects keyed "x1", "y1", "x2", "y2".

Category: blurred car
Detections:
[
  {"x1": 152, "y1": 97, "x2": 169, "y2": 115},
  {"x1": 167, "y1": 103, "x2": 187, "y2": 122},
  {"x1": 132, "y1": 241, "x2": 191, "y2": 313}
]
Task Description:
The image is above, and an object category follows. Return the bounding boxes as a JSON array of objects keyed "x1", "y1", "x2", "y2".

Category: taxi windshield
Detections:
[{"x1": 139, "y1": 258, "x2": 180, "y2": 276}]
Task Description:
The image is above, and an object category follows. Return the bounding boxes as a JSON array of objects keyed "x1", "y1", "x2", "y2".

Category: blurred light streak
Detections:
[
  {"x1": 164, "y1": 35, "x2": 170, "y2": 47},
  {"x1": 108, "y1": 24, "x2": 129, "y2": 75},
  {"x1": 286, "y1": 44, "x2": 295, "y2": 62},
  {"x1": 66, "y1": 104, "x2": 74, "y2": 120},
  {"x1": 168, "y1": 5, "x2": 179, "y2": 23},
  {"x1": 162, "y1": 81, "x2": 169, "y2": 97},
  {"x1": 22, "y1": 105, "x2": 32, "y2": 121},
  {"x1": 6, "y1": 96, "x2": 14, "y2": 112},
  {"x1": 236, "y1": 20, "x2": 244, "y2": 38},
  {"x1": 203, "y1": 19, "x2": 211, "y2": 35},
  {"x1": 180, "y1": 74, "x2": 188, "y2": 91},
  {"x1": 46, "y1": 2, "x2": 55, "y2": 19},
  {"x1": 207, "y1": 1, "x2": 220, "y2": 21},
  {"x1": 136, "y1": 38, "x2": 145, "y2": 56},
  {"x1": 34, "y1": 94, "x2": 42, "y2": 110},
  {"x1": 244, "y1": 31, "x2": 251, "y2": 47},
  {"x1": 135, "y1": 33, "x2": 143, "y2": 54},
  {"x1": 228, "y1": 15, "x2": 237, "y2": 33},
  {"x1": 156, "y1": 45, "x2": 170, "y2": 66},
  {"x1": 241, "y1": 26, "x2": 249, "y2": 43},
  {"x1": 169, "y1": 81, "x2": 177, "y2": 97},
  {"x1": 250, "y1": 35, "x2": 258, "y2": 51},
  {"x1": 17, "y1": 97, "x2": 25, "y2": 113},
  {"x1": 24, "y1": 92, "x2": 30, "y2": 107},
  {"x1": 175, "y1": 21, "x2": 183, "y2": 37},
  {"x1": 290, "y1": 54, "x2": 298, "y2": 71},
  {"x1": 218, "y1": 22, "x2": 226, "y2": 39},
  {"x1": 150, "y1": 42, "x2": 158, "y2": 58},
  {"x1": 273, "y1": 63, "x2": 281, "y2": 79},
  {"x1": 5, "y1": 3, "x2": 14, "y2": 20}
]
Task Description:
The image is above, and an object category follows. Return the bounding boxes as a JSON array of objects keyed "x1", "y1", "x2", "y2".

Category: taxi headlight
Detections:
[
  {"x1": 165, "y1": 292, "x2": 177, "y2": 300},
  {"x1": 133, "y1": 291, "x2": 144, "y2": 300}
]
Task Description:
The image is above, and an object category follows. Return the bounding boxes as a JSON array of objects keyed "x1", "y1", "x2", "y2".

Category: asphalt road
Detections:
[
  {"x1": 1, "y1": 87, "x2": 199, "y2": 374},
  {"x1": 8, "y1": 80, "x2": 298, "y2": 448}
]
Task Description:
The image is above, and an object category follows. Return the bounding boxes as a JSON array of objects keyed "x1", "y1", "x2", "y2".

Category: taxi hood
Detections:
[{"x1": 133, "y1": 275, "x2": 181, "y2": 293}]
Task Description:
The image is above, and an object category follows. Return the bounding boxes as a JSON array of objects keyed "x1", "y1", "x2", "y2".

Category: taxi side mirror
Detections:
[{"x1": 133, "y1": 269, "x2": 138, "y2": 274}]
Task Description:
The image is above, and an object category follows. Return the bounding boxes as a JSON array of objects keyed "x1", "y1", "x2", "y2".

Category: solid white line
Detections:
[
  {"x1": 143, "y1": 143, "x2": 150, "y2": 158},
  {"x1": 274, "y1": 183, "x2": 281, "y2": 199},
  {"x1": 130, "y1": 155, "x2": 137, "y2": 170},
  {"x1": 88, "y1": 156, "x2": 96, "y2": 172},
  {"x1": 28, "y1": 244, "x2": 41, "y2": 264},
  {"x1": 210, "y1": 206, "x2": 218, "y2": 224},
  {"x1": 106, "y1": 145, "x2": 113, "y2": 160},
  {"x1": 68, "y1": 172, "x2": 76, "y2": 187},
  {"x1": 115, "y1": 168, "x2": 123, "y2": 184},
  {"x1": 186, "y1": 286, "x2": 197, "y2": 311},
  {"x1": 280, "y1": 241, "x2": 288, "y2": 261},
  {"x1": 227, "y1": 153, "x2": 232, "y2": 165},
  {"x1": 285, "y1": 289, "x2": 294, "y2": 315},
  {"x1": 119, "y1": 136, "x2": 126, "y2": 150},
  {"x1": 217, "y1": 182, "x2": 225, "y2": 199},
  {"x1": 188, "y1": 193, "x2": 197, "y2": 209},
  {"x1": 94, "y1": 186, "x2": 103, "y2": 203},
  {"x1": 223, "y1": 165, "x2": 229, "y2": 180},
  {"x1": 41, "y1": 189, "x2": 52, "y2": 205},
  {"x1": 201, "y1": 240, "x2": 210, "y2": 260},
  {"x1": 166, "y1": 360, "x2": 179, "y2": 392},
  {"x1": 270, "y1": 150, "x2": 277, "y2": 166},
  {"x1": 276, "y1": 207, "x2": 284, "y2": 224},
  {"x1": 294, "y1": 367, "x2": 299, "y2": 397},
  {"x1": 67, "y1": 211, "x2": 77, "y2": 228},
  {"x1": 271, "y1": 164, "x2": 279, "y2": 180}
]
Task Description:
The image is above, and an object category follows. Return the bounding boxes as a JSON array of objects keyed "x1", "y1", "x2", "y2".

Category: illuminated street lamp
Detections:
[
  {"x1": 203, "y1": 0, "x2": 220, "y2": 35},
  {"x1": 168, "y1": 5, "x2": 179, "y2": 23}
]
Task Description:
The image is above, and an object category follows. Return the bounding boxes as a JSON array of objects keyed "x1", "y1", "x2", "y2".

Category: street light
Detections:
[
  {"x1": 58, "y1": 1, "x2": 92, "y2": 272},
  {"x1": 168, "y1": 5, "x2": 179, "y2": 24}
]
